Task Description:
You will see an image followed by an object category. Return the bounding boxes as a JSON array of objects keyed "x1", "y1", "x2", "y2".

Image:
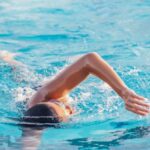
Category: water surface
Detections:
[{"x1": 0, "y1": 0, "x2": 150, "y2": 149}]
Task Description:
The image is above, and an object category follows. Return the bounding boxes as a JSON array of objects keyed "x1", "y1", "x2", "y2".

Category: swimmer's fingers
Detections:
[
  {"x1": 126, "y1": 101, "x2": 149, "y2": 113},
  {"x1": 127, "y1": 98, "x2": 150, "y2": 108},
  {"x1": 125, "y1": 98, "x2": 150, "y2": 115},
  {"x1": 126, "y1": 105, "x2": 148, "y2": 116},
  {"x1": 122, "y1": 88, "x2": 149, "y2": 115},
  {"x1": 132, "y1": 93, "x2": 145, "y2": 100}
]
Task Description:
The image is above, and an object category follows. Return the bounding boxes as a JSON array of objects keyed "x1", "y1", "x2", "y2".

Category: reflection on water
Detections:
[
  {"x1": 0, "y1": 124, "x2": 150, "y2": 150},
  {"x1": 68, "y1": 126, "x2": 150, "y2": 150}
]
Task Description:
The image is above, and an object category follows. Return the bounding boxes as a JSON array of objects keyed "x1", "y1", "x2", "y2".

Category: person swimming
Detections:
[{"x1": 1, "y1": 51, "x2": 150, "y2": 128}]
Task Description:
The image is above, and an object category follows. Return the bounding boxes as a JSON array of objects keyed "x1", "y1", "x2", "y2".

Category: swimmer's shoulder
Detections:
[{"x1": 57, "y1": 94, "x2": 71, "y2": 103}]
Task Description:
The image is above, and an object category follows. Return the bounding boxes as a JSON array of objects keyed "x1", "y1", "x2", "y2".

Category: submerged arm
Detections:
[
  {"x1": 0, "y1": 50, "x2": 25, "y2": 68},
  {"x1": 31, "y1": 52, "x2": 149, "y2": 115}
]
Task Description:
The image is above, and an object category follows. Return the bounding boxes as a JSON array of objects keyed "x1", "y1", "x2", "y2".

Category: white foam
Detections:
[
  {"x1": 13, "y1": 87, "x2": 35, "y2": 102},
  {"x1": 126, "y1": 68, "x2": 141, "y2": 75},
  {"x1": 99, "y1": 83, "x2": 113, "y2": 92}
]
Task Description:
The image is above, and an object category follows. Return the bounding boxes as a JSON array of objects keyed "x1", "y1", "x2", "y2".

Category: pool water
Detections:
[{"x1": 0, "y1": 0, "x2": 150, "y2": 149}]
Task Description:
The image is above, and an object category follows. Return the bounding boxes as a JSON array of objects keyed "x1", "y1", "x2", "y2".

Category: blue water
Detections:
[{"x1": 0, "y1": 0, "x2": 150, "y2": 149}]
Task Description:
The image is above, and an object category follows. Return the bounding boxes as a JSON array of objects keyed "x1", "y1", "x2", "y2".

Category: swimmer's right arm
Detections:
[{"x1": 0, "y1": 50, "x2": 26, "y2": 68}]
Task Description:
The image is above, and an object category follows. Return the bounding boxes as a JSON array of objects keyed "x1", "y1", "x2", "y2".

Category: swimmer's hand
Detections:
[
  {"x1": 0, "y1": 50, "x2": 17, "y2": 60},
  {"x1": 121, "y1": 88, "x2": 150, "y2": 116},
  {"x1": 0, "y1": 50, "x2": 23, "y2": 66}
]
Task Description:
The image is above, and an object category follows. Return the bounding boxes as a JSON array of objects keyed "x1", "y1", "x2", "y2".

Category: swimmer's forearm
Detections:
[
  {"x1": 85, "y1": 53, "x2": 127, "y2": 97},
  {"x1": 6, "y1": 59, "x2": 26, "y2": 71},
  {"x1": 5, "y1": 58, "x2": 23, "y2": 66}
]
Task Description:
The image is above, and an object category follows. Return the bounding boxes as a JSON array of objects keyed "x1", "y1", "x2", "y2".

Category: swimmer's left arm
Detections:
[{"x1": 41, "y1": 52, "x2": 150, "y2": 116}]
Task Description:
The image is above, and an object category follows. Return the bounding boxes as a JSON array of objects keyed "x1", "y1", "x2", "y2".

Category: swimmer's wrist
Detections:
[{"x1": 118, "y1": 86, "x2": 131, "y2": 99}]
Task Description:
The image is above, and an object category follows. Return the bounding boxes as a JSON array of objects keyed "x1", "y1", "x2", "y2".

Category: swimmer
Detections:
[{"x1": 0, "y1": 51, "x2": 150, "y2": 127}]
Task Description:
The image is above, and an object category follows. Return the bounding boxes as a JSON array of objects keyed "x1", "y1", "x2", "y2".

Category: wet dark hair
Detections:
[{"x1": 21, "y1": 103, "x2": 61, "y2": 128}]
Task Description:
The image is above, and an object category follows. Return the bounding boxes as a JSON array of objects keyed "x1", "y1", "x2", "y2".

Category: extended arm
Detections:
[
  {"x1": 32, "y1": 52, "x2": 149, "y2": 115},
  {"x1": 0, "y1": 50, "x2": 25, "y2": 68}
]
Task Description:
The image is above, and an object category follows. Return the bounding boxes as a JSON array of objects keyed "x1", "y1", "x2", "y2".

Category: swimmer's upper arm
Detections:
[
  {"x1": 29, "y1": 53, "x2": 95, "y2": 105},
  {"x1": 45, "y1": 54, "x2": 90, "y2": 99}
]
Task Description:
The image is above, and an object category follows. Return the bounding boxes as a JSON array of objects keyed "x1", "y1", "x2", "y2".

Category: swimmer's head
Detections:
[{"x1": 22, "y1": 103, "x2": 63, "y2": 128}]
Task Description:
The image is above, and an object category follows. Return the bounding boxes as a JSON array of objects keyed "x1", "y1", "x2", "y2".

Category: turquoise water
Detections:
[{"x1": 0, "y1": 0, "x2": 150, "y2": 149}]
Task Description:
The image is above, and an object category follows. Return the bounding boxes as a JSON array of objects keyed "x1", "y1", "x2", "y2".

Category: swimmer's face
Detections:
[{"x1": 45, "y1": 102, "x2": 69, "y2": 122}]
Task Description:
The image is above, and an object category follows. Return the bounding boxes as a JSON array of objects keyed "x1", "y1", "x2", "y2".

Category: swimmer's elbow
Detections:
[
  {"x1": 84, "y1": 52, "x2": 100, "y2": 59},
  {"x1": 83, "y1": 52, "x2": 101, "y2": 69}
]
